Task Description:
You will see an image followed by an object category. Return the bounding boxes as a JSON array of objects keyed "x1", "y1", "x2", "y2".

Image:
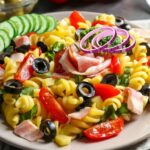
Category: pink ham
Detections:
[
  {"x1": 125, "y1": 87, "x2": 146, "y2": 115},
  {"x1": 11, "y1": 53, "x2": 25, "y2": 62},
  {"x1": 59, "y1": 46, "x2": 111, "y2": 76},
  {"x1": 0, "y1": 66, "x2": 4, "y2": 80},
  {"x1": 68, "y1": 107, "x2": 91, "y2": 120},
  {"x1": 14, "y1": 120, "x2": 43, "y2": 142},
  {"x1": 14, "y1": 36, "x2": 30, "y2": 48}
]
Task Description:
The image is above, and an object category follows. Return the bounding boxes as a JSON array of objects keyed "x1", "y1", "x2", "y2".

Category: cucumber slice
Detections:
[
  {"x1": 0, "y1": 21, "x2": 15, "y2": 38},
  {"x1": 19, "y1": 15, "x2": 30, "y2": 35},
  {"x1": 25, "y1": 14, "x2": 35, "y2": 32},
  {"x1": 37, "y1": 15, "x2": 49, "y2": 34},
  {"x1": 8, "y1": 20, "x2": 18, "y2": 37},
  {"x1": 31, "y1": 14, "x2": 40, "y2": 32},
  {"x1": 46, "y1": 16, "x2": 57, "y2": 32},
  {"x1": 0, "y1": 35, "x2": 5, "y2": 52},
  {"x1": 10, "y1": 16, "x2": 24, "y2": 35},
  {"x1": 0, "y1": 29, "x2": 11, "y2": 48}
]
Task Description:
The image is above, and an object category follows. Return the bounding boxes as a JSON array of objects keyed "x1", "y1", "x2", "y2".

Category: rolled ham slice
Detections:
[
  {"x1": 11, "y1": 53, "x2": 25, "y2": 62},
  {"x1": 14, "y1": 120, "x2": 43, "y2": 142},
  {"x1": 14, "y1": 36, "x2": 30, "y2": 48},
  {"x1": 0, "y1": 66, "x2": 4, "y2": 80},
  {"x1": 59, "y1": 47, "x2": 111, "y2": 76},
  {"x1": 68, "y1": 107, "x2": 91, "y2": 120},
  {"x1": 125, "y1": 87, "x2": 147, "y2": 115}
]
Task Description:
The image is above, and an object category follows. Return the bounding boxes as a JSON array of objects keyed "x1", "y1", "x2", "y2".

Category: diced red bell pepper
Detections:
[
  {"x1": 110, "y1": 55, "x2": 123, "y2": 75},
  {"x1": 14, "y1": 53, "x2": 34, "y2": 82}
]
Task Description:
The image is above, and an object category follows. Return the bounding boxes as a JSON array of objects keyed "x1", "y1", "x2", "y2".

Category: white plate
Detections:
[{"x1": 1, "y1": 11, "x2": 150, "y2": 150}]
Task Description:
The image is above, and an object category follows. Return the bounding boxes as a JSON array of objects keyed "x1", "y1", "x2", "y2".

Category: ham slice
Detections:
[
  {"x1": 59, "y1": 46, "x2": 111, "y2": 76},
  {"x1": 0, "y1": 66, "x2": 4, "y2": 80},
  {"x1": 14, "y1": 120, "x2": 43, "y2": 142},
  {"x1": 68, "y1": 107, "x2": 91, "y2": 120},
  {"x1": 14, "y1": 36, "x2": 30, "y2": 48},
  {"x1": 125, "y1": 87, "x2": 147, "y2": 115},
  {"x1": 11, "y1": 53, "x2": 25, "y2": 62}
]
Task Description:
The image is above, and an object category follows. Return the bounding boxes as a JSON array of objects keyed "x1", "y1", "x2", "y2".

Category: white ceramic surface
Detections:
[{"x1": 0, "y1": 11, "x2": 150, "y2": 150}]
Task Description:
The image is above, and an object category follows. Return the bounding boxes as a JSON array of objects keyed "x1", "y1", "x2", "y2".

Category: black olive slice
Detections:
[
  {"x1": 115, "y1": 16, "x2": 125, "y2": 27},
  {"x1": 4, "y1": 79, "x2": 23, "y2": 94},
  {"x1": 75, "y1": 99, "x2": 91, "y2": 111},
  {"x1": 139, "y1": 84, "x2": 150, "y2": 96},
  {"x1": 40, "y1": 120, "x2": 56, "y2": 142},
  {"x1": 32, "y1": 58, "x2": 50, "y2": 74},
  {"x1": 140, "y1": 42, "x2": 150, "y2": 56},
  {"x1": 101, "y1": 74, "x2": 118, "y2": 86},
  {"x1": 76, "y1": 82, "x2": 95, "y2": 99},
  {"x1": 16, "y1": 45, "x2": 30, "y2": 53},
  {"x1": 0, "y1": 52, "x2": 11, "y2": 64},
  {"x1": 119, "y1": 23, "x2": 131, "y2": 31},
  {"x1": 37, "y1": 41, "x2": 48, "y2": 53},
  {"x1": 75, "y1": 28, "x2": 85, "y2": 41}
]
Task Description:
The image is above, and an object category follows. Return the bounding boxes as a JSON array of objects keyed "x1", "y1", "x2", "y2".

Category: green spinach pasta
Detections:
[{"x1": 0, "y1": 11, "x2": 150, "y2": 147}]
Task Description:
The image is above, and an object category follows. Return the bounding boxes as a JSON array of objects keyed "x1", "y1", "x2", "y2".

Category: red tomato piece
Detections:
[
  {"x1": 14, "y1": 53, "x2": 34, "y2": 82},
  {"x1": 39, "y1": 87, "x2": 69, "y2": 123},
  {"x1": 110, "y1": 55, "x2": 123, "y2": 75},
  {"x1": 54, "y1": 50, "x2": 66, "y2": 73},
  {"x1": 92, "y1": 20, "x2": 113, "y2": 27},
  {"x1": 94, "y1": 83, "x2": 120, "y2": 100},
  {"x1": 69, "y1": 11, "x2": 86, "y2": 29},
  {"x1": 84, "y1": 117, "x2": 124, "y2": 140}
]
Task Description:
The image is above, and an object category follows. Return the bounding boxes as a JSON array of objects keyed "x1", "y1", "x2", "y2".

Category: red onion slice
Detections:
[
  {"x1": 111, "y1": 35, "x2": 136, "y2": 53},
  {"x1": 79, "y1": 26, "x2": 136, "y2": 54},
  {"x1": 79, "y1": 27, "x2": 116, "y2": 53}
]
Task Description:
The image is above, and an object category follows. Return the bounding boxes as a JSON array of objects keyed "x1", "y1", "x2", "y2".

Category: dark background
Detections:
[
  {"x1": 33, "y1": 0, "x2": 150, "y2": 20},
  {"x1": 1, "y1": 0, "x2": 150, "y2": 149}
]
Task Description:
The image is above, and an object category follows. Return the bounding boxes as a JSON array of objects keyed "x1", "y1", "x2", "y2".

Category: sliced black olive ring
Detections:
[
  {"x1": 40, "y1": 120, "x2": 56, "y2": 142},
  {"x1": 32, "y1": 58, "x2": 50, "y2": 74},
  {"x1": 115, "y1": 16, "x2": 125, "y2": 27},
  {"x1": 37, "y1": 41, "x2": 48, "y2": 53},
  {"x1": 139, "y1": 84, "x2": 150, "y2": 96},
  {"x1": 4, "y1": 79, "x2": 23, "y2": 94},
  {"x1": 15, "y1": 45, "x2": 30, "y2": 53},
  {"x1": 0, "y1": 52, "x2": 12, "y2": 64},
  {"x1": 76, "y1": 81, "x2": 95, "y2": 99},
  {"x1": 101, "y1": 74, "x2": 118, "y2": 86}
]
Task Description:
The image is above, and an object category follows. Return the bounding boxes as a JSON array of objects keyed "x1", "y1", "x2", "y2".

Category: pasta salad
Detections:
[{"x1": 0, "y1": 11, "x2": 149, "y2": 147}]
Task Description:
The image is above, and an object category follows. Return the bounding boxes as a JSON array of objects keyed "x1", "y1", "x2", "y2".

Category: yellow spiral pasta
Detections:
[
  {"x1": 95, "y1": 13, "x2": 116, "y2": 25},
  {"x1": 130, "y1": 31, "x2": 147, "y2": 60},
  {"x1": 3, "y1": 93, "x2": 18, "y2": 105},
  {"x1": 2, "y1": 102, "x2": 19, "y2": 128},
  {"x1": 23, "y1": 77, "x2": 54, "y2": 88},
  {"x1": 57, "y1": 96, "x2": 83, "y2": 113},
  {"x1": 55, "y1": 104, "x2": 104, "y2": 146},
  {"x1": 51, "y1": 79, "x2": 77, "y2": 97},
  {"x1": 129, "y1": 61, "x2": 148, "y2": 90},
  {"x1": 77, "y1": 20, "x2": 91, "y2": 29},
  {"x1": 15, "y1": 95, "x2": 34, "y2": 113},
  {"x1": 102, "y1": 94, "x2": 124, "y2": 111},
  {"x1": 3, "y1": 57, "x2": 18, "y2": 82},
  {"x1": 83, "y1": 75, "x2": 102, "y2": 85}
]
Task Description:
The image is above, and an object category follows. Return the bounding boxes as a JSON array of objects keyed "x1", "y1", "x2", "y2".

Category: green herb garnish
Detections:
[{"x1": 20, "y1": 105, "x2": 37, "y2": 122}]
